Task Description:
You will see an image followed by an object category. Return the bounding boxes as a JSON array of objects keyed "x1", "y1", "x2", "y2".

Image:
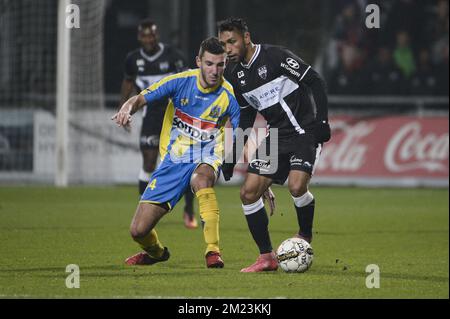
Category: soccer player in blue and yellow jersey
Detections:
[
  {"x1": 119, "y1": 19, "x2": 198, "y2": 230},
  {"x1": 112, "y1": 37, "x2": 240, "y2": 268}
]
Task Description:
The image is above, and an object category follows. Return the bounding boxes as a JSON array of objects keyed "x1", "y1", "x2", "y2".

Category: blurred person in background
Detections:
[
  {"x1": 393, "y1": 31, "x2": 416, "y2": 79},
  {"x1": 410, "y1": 48, "x2": 439, "y2": 96},
  {"x1": 362, "y1": 46, "x2": 405, "y2": 95},
  {"x1": 118, "y1": 19, "x2": 198, "y2": 229}
]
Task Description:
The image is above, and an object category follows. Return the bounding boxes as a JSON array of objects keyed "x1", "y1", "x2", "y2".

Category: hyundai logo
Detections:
[{"x1": 286, "y1": 58, "x2": 300, "y2": 69}]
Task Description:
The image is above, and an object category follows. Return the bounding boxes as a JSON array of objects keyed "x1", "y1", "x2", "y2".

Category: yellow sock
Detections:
[
  {"x1": 135, "y1": 229, "x2": 164, "y2": 258},
  {"x1": 196, "y1": 188, "x2": 220, "y2": 255}
]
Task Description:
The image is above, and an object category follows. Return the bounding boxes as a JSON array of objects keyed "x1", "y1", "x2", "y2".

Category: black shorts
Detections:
[
  {"x1": 139, "y1": 101, "x2": 167, "y2": 150},
  {"x1": 247, "y1": 133, "x2": 320, "y2": 185}
]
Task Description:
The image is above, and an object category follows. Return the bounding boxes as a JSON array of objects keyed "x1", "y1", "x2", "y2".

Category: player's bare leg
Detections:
[
  {"x1": 141, "y1": 149, "x2": 197, "y2": 229},
  {"x1": 288, "y1": 170, "x2": 314, "y2": 243},
  {"x1": 126, "y1": 202, "x2": 170, "y2": 265},
  {"x1": 240, "y1": 173, "x2": 278, "y2": 272},
  {"x1": 191, "y1": 164, "x2": 223, "y2": 268},
  {"x1": 183, "y1": 189, "x2": 198, "y2": 229},
  {"x1": 139, "y1": 148, "x2": 158, "y2": 195}
]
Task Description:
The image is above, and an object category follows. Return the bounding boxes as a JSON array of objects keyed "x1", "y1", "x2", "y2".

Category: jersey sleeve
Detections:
[
  {"x1": 226, "y1": 94, "x2": 241, "y2": 133},
  {"x1": 140, "y1": 75, "x2": 179, "y2": 105},
  {"x1": 238, "y1": 105, "x2": 257, "y2": 132},
  {"x1": 269, "y1": 46, "x2": 312, "y2": 83},
  {"x1": 124, "y1": 53, "x2": 137, "y2": 80},
  {"x1": 271, "y1": 46, "x2": 329, "y2": 121}
]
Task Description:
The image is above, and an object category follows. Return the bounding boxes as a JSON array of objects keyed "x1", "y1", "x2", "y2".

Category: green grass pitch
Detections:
[{"x1": 0, "y1": 186, "x2": 448, "y2": 298}]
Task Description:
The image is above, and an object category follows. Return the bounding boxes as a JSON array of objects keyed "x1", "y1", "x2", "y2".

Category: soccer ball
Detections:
[{"x1": 276, "y1": 237, "x2": 314, "y2": 273}]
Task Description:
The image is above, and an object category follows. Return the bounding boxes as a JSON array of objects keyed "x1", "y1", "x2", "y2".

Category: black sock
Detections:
[
  {"x1": 295, "y1": 199, "x2": 315, "y2": 238},
  {"x1": 245, "y1": 207, "x2": 272, "y2": 254},
  {"x1": 184, "y1": 189, "x2": 194, "y2": 217},
  {"x1": 139, "y1": 180, "x2": 148, "y2": 196}
]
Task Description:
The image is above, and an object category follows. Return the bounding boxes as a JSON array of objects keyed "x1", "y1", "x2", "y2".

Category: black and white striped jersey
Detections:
[
  {"x1": 224, "y1": 44, "x2": 327, "y2": 139},
  {"x1": 124, "y1": 43, "x2": 186, "y2": 92}
]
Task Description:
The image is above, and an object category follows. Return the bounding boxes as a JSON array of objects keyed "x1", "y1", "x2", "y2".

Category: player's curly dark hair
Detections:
[
  {"x1": 138, "y1": 18, "x2": 157, "y2": 33},
  {"x1": 198, "y1": 37, "x2": 225, "y2": 57},
  {"x1": 217, "y1": 17, "x2": 249, "y2": 35}
]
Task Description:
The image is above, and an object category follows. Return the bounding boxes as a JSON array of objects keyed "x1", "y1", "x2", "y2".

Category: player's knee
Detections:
[
  {"x1": 289, "y1": 183, "x2": 308, "y2": 197},
  {"x1": 240, "y1": 186, "x2": 260, "y2": 205},
  {"x1": 129, "y1": 224, "x2": 148, "y2": 240},
  {"x1": 191, "y1": 173, "x2": 214, "y2": 193},
  {"x1": 191, "y1": 179, "x2": 210, "y2": 193}
]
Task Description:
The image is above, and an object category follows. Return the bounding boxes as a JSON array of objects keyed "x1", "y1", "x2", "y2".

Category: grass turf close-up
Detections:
[{"x1": 0, "y1": 186, "x2": 448, "y2": 298}]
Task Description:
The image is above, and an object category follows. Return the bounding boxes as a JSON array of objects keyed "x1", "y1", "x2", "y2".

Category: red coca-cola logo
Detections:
[
  {"x1": 317, "y1": 120, "x2": 374, "y2": 172},
  {"x1": 384, "y1": 121, "x2": 449, "y2": 173}
]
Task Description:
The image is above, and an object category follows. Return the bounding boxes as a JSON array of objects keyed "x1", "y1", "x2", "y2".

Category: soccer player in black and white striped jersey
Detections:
[{"x1": 218, "y1": 17, "x2": 331, "y2": 272}]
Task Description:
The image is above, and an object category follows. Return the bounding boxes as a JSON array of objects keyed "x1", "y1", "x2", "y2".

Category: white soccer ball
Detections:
[{"x1": 276, "y1": 237, "x2": 314, "y2": 273}]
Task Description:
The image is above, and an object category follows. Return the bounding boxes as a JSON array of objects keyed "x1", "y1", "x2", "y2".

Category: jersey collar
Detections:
[
  {"x1": 240, "y1": 44, "x2": 261, "y2": 69},
  {"x1": 140, "y1": 43, "x2": 165, "y2": 62}
]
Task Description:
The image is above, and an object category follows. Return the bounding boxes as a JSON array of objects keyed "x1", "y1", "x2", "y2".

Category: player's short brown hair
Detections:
[{"x1": 198, "y1": 37, "x2": 225, "y2": 58}]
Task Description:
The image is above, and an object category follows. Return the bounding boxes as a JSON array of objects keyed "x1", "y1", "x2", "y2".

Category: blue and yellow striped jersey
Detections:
[{"x1": 140, "y1": 69, "x2": 240, "y2": 168}]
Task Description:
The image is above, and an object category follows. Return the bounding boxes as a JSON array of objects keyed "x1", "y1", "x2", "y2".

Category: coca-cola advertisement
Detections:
[
  {"x1": 316, "y1": 116, "x2": 449, "y2": 186},
  {"x1": 228, "y1": 115, "x2": 449, "y2": 187}
]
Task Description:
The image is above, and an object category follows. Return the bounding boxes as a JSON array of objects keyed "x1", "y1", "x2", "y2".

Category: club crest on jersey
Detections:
[
  {"x1": 237, "y1": 71, "x2": 245, "y2": 78},
  {"x1": 159, "y1": 61, "x2": 169, "y2": 72},
  {"x1": 136, "y1": 59, "x2": 145, "y2": 67},
  {"x1": 181, "y1": 98, "x2": 189, "y2": 106},
  {"x1": 258, "y1": 65, "x2": 268, "y2": 79},
  {"x1": 209, "y1": 106, "x2": 221, "y2": 119}
]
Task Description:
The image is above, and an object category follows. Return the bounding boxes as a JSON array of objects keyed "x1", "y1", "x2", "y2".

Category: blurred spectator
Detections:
[
  {"x1": 384, "y1": 0, "x2": 424, "y2": 48},
  {"x1": 393, "y1": 31, "x2": 416, "y2": 79},
  {"x1": 325, "y1": 0, "x2": 447, "y2": 96},
  {"x1": 432, "y1": 0, "x2": 449, "y2": 42},
  {"x1": 327, "y1": 1, "x2": 367, "y2": 94},
  {"x1": 362, "y1": 47, "x2": 405, "y2": 95},
  {"x1": 328, "y1": 46, "x2": 363, "y2": 95},
  {"x1": 434, "y1": 41, "x2": 449, "y2": 96},
  {"x1": 431, "y1": 12, "x2": 449, "y2": 66},
  {"x1": 410, "y1": 49, "x2": 438, "y2": 95},
  {"x1": 333, "y1": 2, "x2": 363, "y2": 43}
]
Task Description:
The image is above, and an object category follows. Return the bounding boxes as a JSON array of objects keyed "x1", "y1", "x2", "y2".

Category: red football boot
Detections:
[
  {"x1": 125, "y1": 247, "x2": 170, "y2": 265},
  {"x1": 240, "y1": 252, "x2": 278, "y2": 273},
  {"x1": 205, "y1": 251, "x2": 224, "y2": 268}
]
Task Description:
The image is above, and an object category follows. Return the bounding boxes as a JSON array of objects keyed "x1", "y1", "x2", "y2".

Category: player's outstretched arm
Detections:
[
  {"x1": 111, "y1": 94, "x2": 146, "y2": 128},
  {"x1": 118, "y1": 78, "x2": 136, "y2": 110}
]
